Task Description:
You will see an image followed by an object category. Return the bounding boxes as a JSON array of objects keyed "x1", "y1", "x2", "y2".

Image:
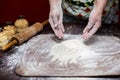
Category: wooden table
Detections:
[{"x1": 0, "y1": 23, "x2": 120, "y2": 80}]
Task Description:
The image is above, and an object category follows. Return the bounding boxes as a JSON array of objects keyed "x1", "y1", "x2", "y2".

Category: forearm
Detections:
[
  {"x1": 49, "y1": 0, "x2": 62, "y2": 9},
  {"x1": 94, "y1": 0, "x2": 108, "y2": 12}
]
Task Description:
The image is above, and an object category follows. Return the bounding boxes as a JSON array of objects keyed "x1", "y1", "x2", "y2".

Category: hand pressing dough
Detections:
[{"x1": 50, "y1": 39, "x2": 95, "y2": 64}]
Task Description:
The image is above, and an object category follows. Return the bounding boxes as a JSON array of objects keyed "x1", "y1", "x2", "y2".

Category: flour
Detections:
[{"x1": 50, "y1": 39, "x2": 95, "y2": 64}]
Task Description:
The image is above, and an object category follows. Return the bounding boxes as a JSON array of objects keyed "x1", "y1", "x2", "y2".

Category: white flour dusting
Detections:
[
  {"x1": 50, "y1": 39, "x2": 95, "y2": 64},
  {"x1": 12, "y1": 34, "x2": 120, "y2": 76}
]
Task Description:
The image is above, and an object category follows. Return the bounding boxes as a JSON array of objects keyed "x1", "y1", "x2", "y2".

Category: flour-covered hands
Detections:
[
  {"x1": 49, "y1": 0, "x2": 65, "y2": 39},
  {"x1": 82, "y1": 8, "x2": 102, "y2": 40},
  {"x1": 82, "y1": 0, "x2": 108, "y2": 40}
]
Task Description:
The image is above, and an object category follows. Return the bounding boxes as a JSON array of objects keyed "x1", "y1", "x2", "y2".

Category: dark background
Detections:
[
  {"x1": 0, "y1": 0, "x2": 119, "y2": 24},
  {"x1": 0, "y1": 0, "x2": 49, "y2": 24}
]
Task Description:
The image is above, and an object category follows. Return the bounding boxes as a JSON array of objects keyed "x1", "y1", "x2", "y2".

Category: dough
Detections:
[
  {"x1": 0, "y1": 32, "x2": 9, "y2": 47},
  {"x1": 16, "y1": 27, "x2": 28, "y2": 33},
  {"x1": 14, "y1": 19, "x2": 29, "y2": 29},
  {"x1": 3, "y1": 25, "x2": 16, "y2": 40},
  {"x1": 3, "y1": 25, "x2": 16, "y2": 35},
  {"x1": 50, "y1": 39, "x2": 94, "y2": 64}
]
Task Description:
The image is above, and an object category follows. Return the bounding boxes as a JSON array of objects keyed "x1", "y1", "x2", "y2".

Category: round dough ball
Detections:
[{"x1": 14, "y1": 19, "x2": 29, "y2": 29}]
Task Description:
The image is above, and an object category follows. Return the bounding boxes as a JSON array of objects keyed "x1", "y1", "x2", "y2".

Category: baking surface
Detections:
[
  {"x1": 14, "y1": 34, "x2": 120, "y2": 76},
  {"x1": 0, "y1": 23, "x2": 120, "y2": 80}
]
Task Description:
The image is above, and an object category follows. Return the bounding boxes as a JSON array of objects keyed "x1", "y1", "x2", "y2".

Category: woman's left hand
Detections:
[{"x1": 82, "y1": 8, "x2": 103, "y2": 40}]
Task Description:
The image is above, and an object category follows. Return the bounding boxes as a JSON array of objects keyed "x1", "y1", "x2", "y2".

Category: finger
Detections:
[
  {"x1": 83, "y1": 16, "x2": 97, "y2": 33},
  {"x1": 57, "y1": 23, "x2": 64, "y2": 38},
  {"x1": 58, "y1": 24, "x2": 64, "y2": 39},
  {"x1": 54, "y1": 28, "x2": 63, "y2": 39},
  {"x1": 84, "y1": 22, "x2": 101, "y2": 40},
  {"x1": 88, "y1": 22, "x2": 101, "y2": 37},
  {"x1": 49, "y1": 18, "x2": 61, "y2": 38},
  {"x1": 53, "y1": 16, "x2": 59, "y2": 28},
  {"x1": 54, "y1": 25, "x2": 64, "y2": 39},
  {"x1": 58, "y1": 15, "x2": 65, "y2": 32},
  {"x1": 58, "y1": 28, "x2": 64, "y2": 39},
  {"x1": 50, "y1": 16, "x2": 63, "y2": 38},
  {"x1": 82, "y1": 32, "x2": 89, "y2": 40},
  {"x1": 59, "y1": 22, "x2": 65, "y2": 33},
  {"x1": 83, "y1": 22, "x2": 93, "y2": 34}
]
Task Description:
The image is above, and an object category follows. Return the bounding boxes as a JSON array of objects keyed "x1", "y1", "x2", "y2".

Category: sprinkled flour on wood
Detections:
[
  {"x1": 14, "y1": 34, "x2": 120, "y2": 76},
  {"x1": 50, "y1": 39, "x2": 95, "y2": 64}
]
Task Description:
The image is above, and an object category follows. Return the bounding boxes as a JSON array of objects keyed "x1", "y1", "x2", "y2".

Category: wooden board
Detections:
[{"x1": 15, "y1": 34, "x2": 120, "y2": 76}]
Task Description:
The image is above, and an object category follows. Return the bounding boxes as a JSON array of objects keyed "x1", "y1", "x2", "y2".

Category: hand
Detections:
[
  {"x1": 49, "y1": 5, "x2": 65, "y2": 39},
  {"x1": 82, "y1": 8, "x2": 102, "y2": 40}
]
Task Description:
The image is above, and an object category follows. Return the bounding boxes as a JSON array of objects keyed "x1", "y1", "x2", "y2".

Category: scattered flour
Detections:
[{"x1": 50, "y1": 39, "x2": 95, "y2": 64}]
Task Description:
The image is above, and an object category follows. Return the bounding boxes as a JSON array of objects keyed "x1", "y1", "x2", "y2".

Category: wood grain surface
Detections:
[
  {"x1": 0, "y1": 23, "x2": 120, "y2": 80},
  {"x1": 15, "y1": 34, "x2": 120, "y2": 76}
]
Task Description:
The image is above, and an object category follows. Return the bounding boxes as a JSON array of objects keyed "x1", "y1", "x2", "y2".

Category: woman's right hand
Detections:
[{"x1": 49, "y1": 4, "x2": 65, "y2": 39}]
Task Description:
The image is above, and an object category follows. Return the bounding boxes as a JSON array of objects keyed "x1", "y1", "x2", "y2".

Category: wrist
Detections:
[
  {"x1": 92, "y1": 7, "x2": 104, "y2": 14},
  {"x1": 93, "y1": 0, "x2": 108, "y2": 12},
  {"x1": 51, "y1": 3, "x2": 61, "y2": 9},
  {"x1": 49, "y1": 0, "x2": 62, "y2": 9}
]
